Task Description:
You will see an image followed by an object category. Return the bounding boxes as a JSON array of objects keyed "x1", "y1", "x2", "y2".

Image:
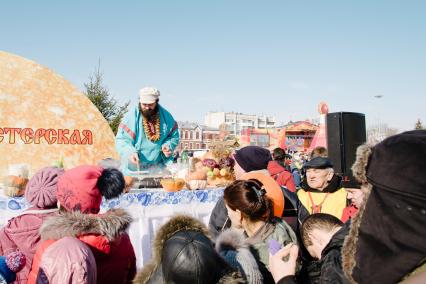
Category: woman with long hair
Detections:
[{"x1": 223, "y1": 179, "x2": 298, "y2": 283}]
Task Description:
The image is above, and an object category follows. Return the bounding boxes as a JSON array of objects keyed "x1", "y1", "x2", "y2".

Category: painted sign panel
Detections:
[{"x1": 0, "y1": 51, "x2": 117, "y2": 178}]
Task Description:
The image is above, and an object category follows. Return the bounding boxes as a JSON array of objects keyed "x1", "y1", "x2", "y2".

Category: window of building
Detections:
[{"x1": 196, "y1": 131, "x2": 199, "y2": 139}]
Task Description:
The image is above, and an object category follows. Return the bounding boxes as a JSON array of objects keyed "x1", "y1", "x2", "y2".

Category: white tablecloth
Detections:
[{"x1": 0, "y1": 188, "x2": 224, "y2": 268}]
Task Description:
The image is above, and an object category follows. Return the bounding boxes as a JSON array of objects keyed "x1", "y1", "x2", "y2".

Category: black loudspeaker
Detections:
[{"x1": 326, "y1": 112, "x2": 366, "y2": 179}]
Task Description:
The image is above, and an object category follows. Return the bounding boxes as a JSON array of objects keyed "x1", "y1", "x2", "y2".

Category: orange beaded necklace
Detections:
[{"x1": 143, "y1": 115, "x2": 161, "y2": 142}]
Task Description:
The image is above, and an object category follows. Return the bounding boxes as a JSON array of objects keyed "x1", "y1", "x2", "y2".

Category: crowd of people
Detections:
[
  {"x1": 0, "y1": 129, "x2": 424, "y2": 283},
  {"x1": 0, "y1": 85, "x2": 424, "y2": 284}
]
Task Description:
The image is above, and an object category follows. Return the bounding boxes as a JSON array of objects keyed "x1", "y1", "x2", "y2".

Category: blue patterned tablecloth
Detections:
[
  {"x1": 0, "y1": 188, "x2": 224, "y2": 267},
  {"x1": 101, "y1": 188, "x2": 224, "y2": 210},
  {"x1": 0, "y1": 188, "x2": 224, "y2": 212}
]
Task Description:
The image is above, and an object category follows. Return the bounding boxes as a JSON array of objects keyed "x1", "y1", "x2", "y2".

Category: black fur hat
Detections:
[
  {"x1": 352, "y1": 130, "x2": 426, "y2": 198},
  {"x1": 343, "y1": 130, "x2": 426, "y2": 284}
]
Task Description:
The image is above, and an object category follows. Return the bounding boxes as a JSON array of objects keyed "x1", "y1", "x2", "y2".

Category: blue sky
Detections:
[{"x1": 2, "y1": 0, "x2": 425, "y2": 131}]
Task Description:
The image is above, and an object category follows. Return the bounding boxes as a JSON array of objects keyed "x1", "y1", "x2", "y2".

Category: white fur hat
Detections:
[{"x1": 139, "y1": 86, "x2": 160, "y2": 104}]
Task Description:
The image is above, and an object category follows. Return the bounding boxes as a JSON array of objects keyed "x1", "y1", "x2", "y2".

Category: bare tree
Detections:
[
  {"x1": 415, "y1": 118, "x2": 424, "y2": 130},
  {"x1": 367, "y1": 122, "x2": 398, "y2": 144}
]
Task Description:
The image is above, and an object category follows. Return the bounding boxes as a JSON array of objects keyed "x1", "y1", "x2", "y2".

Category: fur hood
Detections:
[
  {"x1": 342, "y1": 143, "x2": 374, "y2": 283},
  {"x1": 40, "y1": 208, "x2": 132, "y2": 241},
  {"x1": 216, "y1": 229, "x2": 263, "y2": 284},
  {"x1": 350, "y1": 143, "x2": 373, "y2": 185},
  {"x1": 343, "y1": 132, "x2": 426, "y2": 283},
  {"x1": 216, "y1": 229, "x2": 247, "y2": 253},
  {"x1": 134, "y1": 215, "x2": 244, "y2": 284}
]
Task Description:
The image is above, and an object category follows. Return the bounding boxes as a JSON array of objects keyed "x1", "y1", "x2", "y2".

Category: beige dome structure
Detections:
[{"x1": 0, "y1": 51, "x2": 118, "y2": 178}]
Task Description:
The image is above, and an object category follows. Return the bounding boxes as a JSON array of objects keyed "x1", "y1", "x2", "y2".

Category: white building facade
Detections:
[{"x1": 204, "y1": 111, "x2": 276, "y2": 135}]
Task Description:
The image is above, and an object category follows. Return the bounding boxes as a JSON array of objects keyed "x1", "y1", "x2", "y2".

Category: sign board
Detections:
[{"x1": 0, "y1": 51, "x2": 118, "y2": 178}]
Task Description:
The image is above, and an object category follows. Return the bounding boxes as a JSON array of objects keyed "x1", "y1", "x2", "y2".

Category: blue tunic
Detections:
[{"x1": 115, "y1": 105, "x2": 179, "y2": 175}]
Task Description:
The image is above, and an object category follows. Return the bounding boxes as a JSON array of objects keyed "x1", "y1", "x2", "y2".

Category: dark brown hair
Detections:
[
  {"x1": 310, "y1": 146, "x2": 328, "y2": 159},
  {"x1": 272, "y1": 147, "x2": 287, "y2": 161},
  {"x1": 301, "y1": 213, "x2": 343, "y2": 246},
  {"x1": 223, "y1": 179, "x2": 273, "y2": 222}
]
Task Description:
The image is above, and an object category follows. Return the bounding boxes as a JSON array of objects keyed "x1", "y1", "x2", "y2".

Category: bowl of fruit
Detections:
[
  {"x1": 202, "y1": 157, "x2": 235, "y2": 187},
  {"x1": 160, "y1": 178, "x2": 186, "y2": 192}
]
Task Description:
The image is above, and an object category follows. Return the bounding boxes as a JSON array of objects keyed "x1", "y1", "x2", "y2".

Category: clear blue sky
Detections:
[{"x1": 2, "y1": 0, "x2": 425, "y2": 131}]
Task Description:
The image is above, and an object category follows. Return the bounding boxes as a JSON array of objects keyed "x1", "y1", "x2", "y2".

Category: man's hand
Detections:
[
  {"x1": 269, "y1": 243, "x2": 299, "y2": 283},
  {"x1": 162, "y1": 144, "x2": 172, "y2": 158},
  {"x1": 129, "y1": 153, "x2": 139, "y2": 165}
]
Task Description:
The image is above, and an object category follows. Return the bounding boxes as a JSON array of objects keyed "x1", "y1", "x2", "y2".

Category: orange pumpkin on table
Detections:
[{"x1": 123, "y1": 176, "x2": 134, "y2": 193}]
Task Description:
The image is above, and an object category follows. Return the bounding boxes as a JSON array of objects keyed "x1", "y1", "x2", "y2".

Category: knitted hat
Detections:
[
  {"x1": 234, "y1": 146, "x2": 272, "y2": 172},
  {"x1": 25, "y1": 167, "x2": 64, "y2": 208},
  {"x1": 139, "y1": 86, "x2": 160, "y2": 104},
  {"x1": 57, "y1": 165, "x2": 125, "y2": 214},
  {"x1": 0, "y1": 252, "x2": 26, "y2": 283}
]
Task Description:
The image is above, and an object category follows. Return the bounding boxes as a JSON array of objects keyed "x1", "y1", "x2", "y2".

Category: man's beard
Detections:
[{"x1": 140, "y1": 104, "x2": 159, "y2": 121}]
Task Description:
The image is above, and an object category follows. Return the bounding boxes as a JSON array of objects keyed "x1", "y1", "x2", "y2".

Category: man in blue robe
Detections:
[{"x1": 115, "y1": 87, "x2": 179, "y2": 175}]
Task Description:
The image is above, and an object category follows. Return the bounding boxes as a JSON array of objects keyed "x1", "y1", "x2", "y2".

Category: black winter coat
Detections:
[
  {"x1": 317, "y1": 222, "x2": 350, "y2": 284},
  {"x1": 277, "y1": 222, "x2": 351, "y2": 284}
]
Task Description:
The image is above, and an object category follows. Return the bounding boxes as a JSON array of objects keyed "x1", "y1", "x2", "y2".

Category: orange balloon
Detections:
[{"x1": 241, "y1": 172, "x2": 284, "y2": 217}]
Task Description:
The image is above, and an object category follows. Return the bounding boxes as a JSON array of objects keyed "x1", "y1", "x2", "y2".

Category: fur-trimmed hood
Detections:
[
  {"x1": 343, "y1": 131, "x2": 426, "y2": 283},
  {"x1": 216, "y1": 229, "x2": 263, "y2": 284},
  {"x1": 40, "y1": 208, "x2": 132, "y2": 241},
  {"x1": 216, "y1": 229, "x2": 247, "y2": 253},
  {"x1": 134, "y1": 215, "x2": 244, "y2": 284}
]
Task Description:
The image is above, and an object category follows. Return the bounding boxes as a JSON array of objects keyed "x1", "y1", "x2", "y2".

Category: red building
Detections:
[
  {"x1": 177, "y1": 122, "x2": 220, "y2": 151},
  {"x1": 239, "y1": 121, "x2": 318, "y2": 152}
]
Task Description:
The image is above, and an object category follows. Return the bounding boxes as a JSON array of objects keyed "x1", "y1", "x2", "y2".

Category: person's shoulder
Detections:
[
  {"x1": 272, "y1": 218, "x2": 295, "y2": 234},
  {"x1": 159, "y1": 105, "x2": 175, "y2": 121},
  {"x1": 131, "y1": 105, "x2": 140, "y2": 115},
  {"x1": 334, "y1": 187, "x2": 348, "y2": 196},
  {"x1": 297, "y1": 188, "x2": 308, "y2": 197},
  {"x1": 3, "y1": 212, "x2": 45, "y2": 232},
  {"x1": 122, "y1": 105, "x2": 139, "y2": 119}
]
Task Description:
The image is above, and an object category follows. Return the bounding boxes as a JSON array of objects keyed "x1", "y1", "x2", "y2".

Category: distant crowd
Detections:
[{"x1": 0, "y1": 130, "x2": 425, "y2": 284}]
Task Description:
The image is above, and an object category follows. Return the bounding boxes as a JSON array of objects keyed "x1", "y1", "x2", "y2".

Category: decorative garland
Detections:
[{"x1": 142, "y1": 115, "x2": 161, "y2": 142}]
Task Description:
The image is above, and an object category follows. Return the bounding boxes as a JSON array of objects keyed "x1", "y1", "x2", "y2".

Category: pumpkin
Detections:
[
  {"x1": 160, "y1": 178, "x2": 186, "y2": 192},
  {"x1": 123, "y1": 176, "x2": 134, "y2": 193},
  {"x1": 3, "y1": 175, "x2": 28, "y2": 188},
  {"x1": 2, "y1": 175, "x2": 28, "y2": 197}
]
